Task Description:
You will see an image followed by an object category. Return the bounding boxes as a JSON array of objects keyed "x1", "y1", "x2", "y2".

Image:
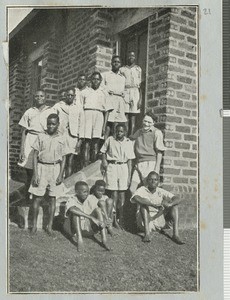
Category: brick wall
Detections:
[
  {"x1": 146, "y1": 7, "x2": 198, "y2": 226},
  {"x1": 9, "y1": 51, "x2": 27, "y2": 179},
  {"x1": 9, "y1": 8, "x2": 198, "y2": 228}
]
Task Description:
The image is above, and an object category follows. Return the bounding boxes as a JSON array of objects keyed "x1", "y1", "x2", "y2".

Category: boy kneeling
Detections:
[
  {"x1": 65, "y1": 181, "x2": 112, "y2": 251},
  {"x1": 131, "y1": 171, "x2": 184, "y2": 245}
]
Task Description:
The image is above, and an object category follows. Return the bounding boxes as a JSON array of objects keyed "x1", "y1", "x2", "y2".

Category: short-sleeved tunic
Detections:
[
  {"x1": 101, "y1": 71, "x2": 126, "y2": 122},
  {"x1": 82, "y1": 87, "x2": 113, "y2": 139},
  {"x1": 100, "y1": 136, "x2": 135, "y2": 190},
  {"x1": 18, "y1": 105, "x2": 53, "y2": 169},
  {"x1": 130, "y1": 186, "x2": 174, "y2": 231},
  {"x1": 120, "y1": 65, "x2": 142, "y2": 114}
]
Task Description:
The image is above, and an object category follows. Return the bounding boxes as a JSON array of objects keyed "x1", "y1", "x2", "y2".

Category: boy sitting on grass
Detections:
[
  {"x1": 65, "y1": 181, "x2": 112, "y2": 251},
  {"x1": 130, "y1": 171, "x2": 185, "y2": 245}
]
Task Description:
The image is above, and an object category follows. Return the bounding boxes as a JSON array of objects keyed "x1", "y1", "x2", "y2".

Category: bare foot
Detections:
[
  {"x1": 45, "y1": 228, "x2": 56, "y2": 239},
  {"x1": 102, "y1": 242, "x2": 112, "y2": 251},
  {"x1": 107, "y1": 226, "x2": 115, "y2": 236},
  {"x1": 142, "y1": 234, "x2": 151, "y2": 243},
  {"x1": 30, "y1": 227, "x2": 37, "y2": 235},
  {"x1": 171, "y1": 235, "x2": 185, "y2": 245},
  {"x1": 77, "y1": 241, "x2": 84, "y2": 252}
]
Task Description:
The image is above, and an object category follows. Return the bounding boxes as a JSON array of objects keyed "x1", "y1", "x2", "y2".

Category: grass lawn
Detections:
[{"x1": 9, "y1": 225, "x2": 198, "y2": 293}]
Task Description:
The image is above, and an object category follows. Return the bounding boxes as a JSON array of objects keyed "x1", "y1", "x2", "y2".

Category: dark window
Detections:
[{"x1": 32, "y1": 57, "x2": 43, "y2": 93}]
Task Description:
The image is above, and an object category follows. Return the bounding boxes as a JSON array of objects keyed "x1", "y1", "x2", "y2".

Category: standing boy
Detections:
[
  {"x1": 101, "y1": 56, "x2": 126, "y2": 139},
  {"x1": 18, "y1": 90, "x2": 53, "y2": 194},
  {"x1": 29, "y1": 114, "x2": 66, "y2": 235},
  {"x1": 74, "y1": 73, "x2": 90, "y2": 106},
  {"x1": 120, "y1": 51, "x2": 142, "y2": 136},
  {"x1": 131, "y1": 171, "x2": 184, "y2": 244},
  {"x1": 130, "y1": 111, "x2": 166, "y2": 194},
  {"x1": 100, "y1": 123, "x2": 135, "y2": 229},
  {"x1": 82, "y1": 71, "x2": 113, "y2": 166},
  {"x1": 53, "y1": 87, "x2": 84, "y2": 177},
  {"x1": 65, "y1": 181, "x2": 111, "y2": 251}
]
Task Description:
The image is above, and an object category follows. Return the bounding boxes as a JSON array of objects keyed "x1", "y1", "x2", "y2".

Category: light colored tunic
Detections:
[
  {"x1": 53, "y1": 101, "x2": 84, "y2": 154},
  {"x1": 100, "y1": 136, "x2": 135, "y2": 190},
  {"x1": 28, "y1": 132, "x2": 67, "y2": 197},
  {"x1": 74, "y1": 87, "x2": 90, "y2": 106},
  {"x1": 130, "y1": 186, "x2": 174, "y2": 231},
  {"x1": 101, "y1": 71, "x2": 126, "y2": 122},
  {"x1": 120, "y1": 65, "x2": 142, "y2": 114},
  {"x1": 82, "y1": 87, "x2": 113, "y2": 139},
  {"x1": 18, "y1": 105, "x2": 53, "y2": 169}
]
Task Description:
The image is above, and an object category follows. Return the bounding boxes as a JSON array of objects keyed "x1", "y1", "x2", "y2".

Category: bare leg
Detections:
[
  {"x1": 66, "y1": 154, "x2": 74, "y2": 177},
  {"x1": 111, "y1": 191, "x2": 120, "y2": 229},
  {"x1": 84, "y1": 140, "x2": 90, "y2": 167},
  {"x1": 170, "y1": 206, "x2": 184, "y2": 244},
  {"x1": 130, "y1": 115, "x2": 136, "y2": 136},
  {"x1": 98, "y1": 198, "x2": 114, "y2": 236},
  {"x1": 31, "y1": 195, "x2": 42, "y2": 233},
  {"x1": 46, "y1": 196, "x2": 56, "y2": 236},
  {"x1": 118, "y1": 191, "x2": 125, "y2": 229},
  {"x1": 25, "y1": 169, "x2": 33, "y2": 199},
  {"x1": 104, "y1": 125, "x2": 111, "y2": 141},
  {"x1": 125, "y1": 113, "x2": 129, "y2": 136},
  {"x1": 71, "y1": 213, "x2": 84, "y2": 251},
  {"x1": 91, "y1": 139, "x2": 99, "y2": 163},
  {"x1": 140, "y1": 205, "x2": 151, "y2": 242},
  {"x1": 93, "y1": 208, "x2": 111, "y2": 250}
]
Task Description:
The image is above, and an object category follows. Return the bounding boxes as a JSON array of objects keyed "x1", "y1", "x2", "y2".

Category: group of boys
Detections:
[{"x1": 17, "y1": 51, "x2": 184, "y2": 250}]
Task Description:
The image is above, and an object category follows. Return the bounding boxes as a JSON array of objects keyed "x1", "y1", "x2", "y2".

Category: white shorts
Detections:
[
  {"x1": 84, "y1": 110, "x2": 104, "y2": 139},
  {"x1": 18, "y1": 132, "x2": 38, "y2": 170},
  {"x1": 105, "y1": 162, "x2": 129, "y2": 191},
  {"x1": 107, "y1": 95, "x2": 126, "y2": 123},
  {"x1": 124, "y1": 87, "x2": 140, "y2": 114},
  {"x1": 28, "y1": 163, "x2": 65, "y2": 197},
  {"x1": 130, "y1": 161, "x2": 156, "y2": 194}
]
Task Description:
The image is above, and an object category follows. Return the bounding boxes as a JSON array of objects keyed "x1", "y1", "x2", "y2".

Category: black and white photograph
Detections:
[{"x1": 8, "y1": 5, "x2": 199, "y2": 293}]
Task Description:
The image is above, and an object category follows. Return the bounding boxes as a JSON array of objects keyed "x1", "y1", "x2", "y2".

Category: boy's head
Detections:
[
  {"x1": 115, "y1": 123, "x2": 127, "y2": 140},
  {"x1": 34, "y1": 90, "x2": 46, "y2": 107},
  {"x1": 59, "y1": 89, "x2": 66, "y2": 102},
  {"x1": 111, "y1": 56, "x2": 121, "y2": 72},
  {"x1": 91, "y1": 72, "x2": 102, "y2": 90},
  {"x1": 75, "y1": 181, "x2": 89, "y2": 203},
  {"x1": 93, "y1": 180, "x2": 106, "y2": 199},
  {"x1": 77, "y1": 73, "x2": 87, "y2": 89},
  {"x1": 147, "y1": 171, "x2": 159, "y2": 190},
  {"x1": 66, "y1": 88, "x2": 75, "y2": 105},
  {"x1": 127, "y1": 51, "x2": 136, "y2": 65},
  {"x1": 142, "y1": 111, "x2": 157, "y2": 132},
  {"x1": 47, "y1": 114, "x2": 59, "y2": 135}
]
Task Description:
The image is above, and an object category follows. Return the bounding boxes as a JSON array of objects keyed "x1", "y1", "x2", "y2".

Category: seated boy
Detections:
[
  {"x1": 87, "y1": 180, "x2": 114, "y2": 235},
  {"x1": 130, "y1": 171, "x2": 185, "y2": 245},
  {"x1": 29, "y1": 113, "x2": 66, "y2": 236},
  {"x1": 65, "y1": 181, "x2": 112, "y2": 251}
]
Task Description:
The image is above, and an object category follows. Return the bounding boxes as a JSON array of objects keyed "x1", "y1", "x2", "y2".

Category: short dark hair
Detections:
[
  {"x1": 91, "y1": 71, "x2": 102, "y2": 81},
  {"x1": 147, "y1": 171, "x2": 159, "y2": 180},
  {"x1": 115, "y1": 123, "x2": 127, "y2": 131},
  {"x1": 111, "y1": 55, "x2": 121, "y2": 62},
  {"x1": 78, "y1": 73, "x2": 87, "y2": 79},
  {"x1": 75, "y1": 181, "x2": 88, "y2": 191},
  {"x1": 66, "y1": 87, "x2": 75, "y2": 94},
  {"x1": 144, "y1": 111, "x2": 158, "y2": 122},
  {"x1": 35, "y1": 89, "x2": 45, "y2": 95},
  {"x1": 47, "y1": 113, "x2": 59, "y2": 123},
  {"x1": 95, "y1": 180, "x2": 106, "y2": 187}
]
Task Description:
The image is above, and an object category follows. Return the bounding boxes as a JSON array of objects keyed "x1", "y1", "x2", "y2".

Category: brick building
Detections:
[{"x1": 9, "y1": 7, "x2": 198, "y2": 226}]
